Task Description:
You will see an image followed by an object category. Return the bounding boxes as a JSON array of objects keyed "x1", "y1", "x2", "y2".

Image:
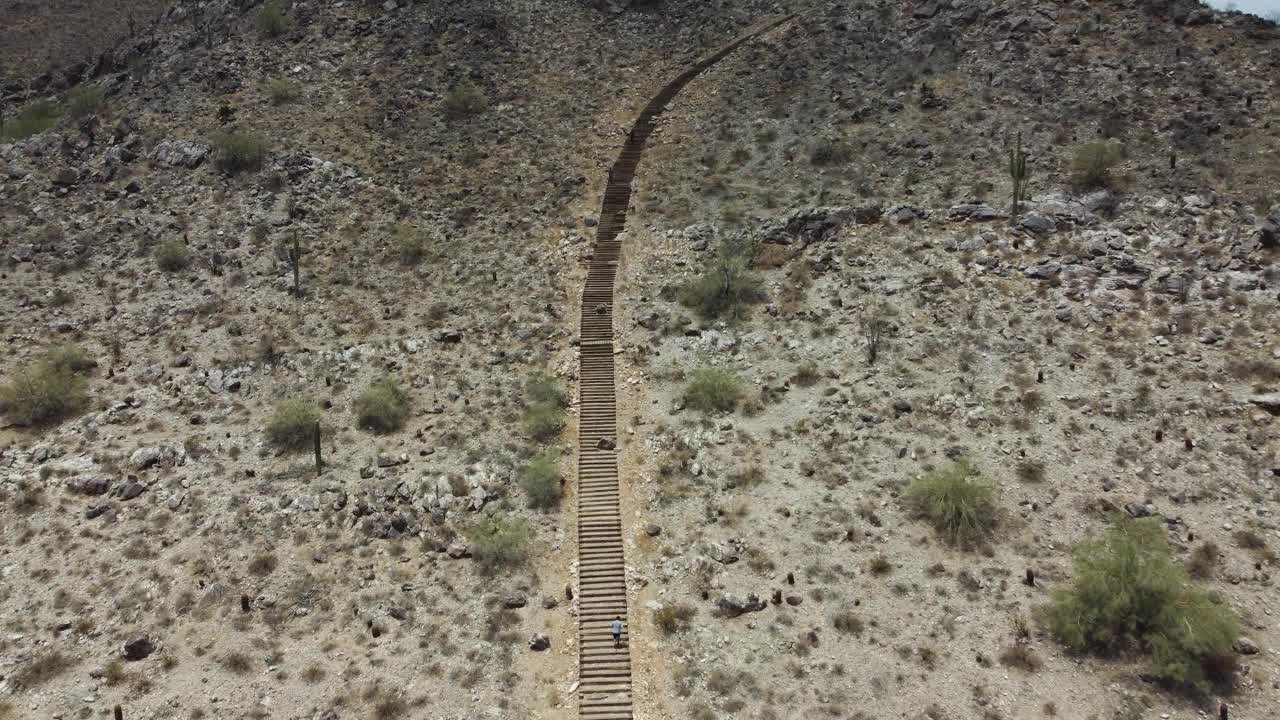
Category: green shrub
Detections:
[
  {"x1": 1070, "y1": 141, "x2": 1124, "y2": 189},
  {"x1": 65, "y1": 85, "x2": 106, "y2": 120},
  {"x1": 523, "y1": 401, "x2": 563, "y2": 441},
  {"x1": 154, "y1": 238, "x2": 191, "y2": 271},
  {"x1": 653, "y1": 603, "x2": 696, "y2": 635},
  {"x1": 266, "y1": 78, "x2": 301, "y2": 105},
  {"x1": 256, "y1": 0, "x2": 293, "y2": 39},
  {"x1": 809, "y1": 138, "x2": 853, "y2": 166},
  {"x1": 393, "y1": 224, "x2": 426, "y2": 265},
  {"x1": 683, "y1": 368, "x2": 743, "y2": 413},
  {"x1": 518, "y1": 451, "x2": 561, "y2": 510},
  {"x1": 1041, "y1": 516, "x2": 1239, "y2": 691},
  {"x1": 442, "y1": 83, "x2": 488, "y2": 120},
  {"x1": 0, "y1": 346, "x2": 92, "y2": 427},
  {"x1": 903, "y1": 460, "x2": 998, "y2": 547},
  {"x1": 679, "y1": 237, "x2": 765, "y2": 320},
  {"x1": 469, "y1": 517, "x2": 531, "y2": 571},
  {"x1": 264, "y1": 398, "x2": 319, "y2": 453},
  {"x1": 0, "y1": 100, "x2": 59, "y2": 141},
  {"x1": 211, "y1": 129, "x2": 268, "y2": 175},
  {"x1": 354, "y1": 376, "x2": 410, "y2": 433}
]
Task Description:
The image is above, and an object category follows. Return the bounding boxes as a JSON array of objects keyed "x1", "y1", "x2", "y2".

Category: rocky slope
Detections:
[{"x1": 1, "y1": 1, "x2": 1278, "y2": 720}]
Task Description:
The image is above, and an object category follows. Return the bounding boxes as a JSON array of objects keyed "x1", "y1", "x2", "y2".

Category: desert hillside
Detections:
[{"x1": 1, "y1": 2, "x2": 1277, "y2": 720}]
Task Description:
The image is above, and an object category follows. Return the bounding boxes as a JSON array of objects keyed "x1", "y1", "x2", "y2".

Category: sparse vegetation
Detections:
[
  {"x1": 9, "y1": 650, "x2": 74, "y2": 689},
  {"x1": 65, "y1": 84, "x2": 106, "y2": 119},
  {"x1": 833, "y1": 610, "x2": 864, "y2": 635},
  {"x1": 1042, "y1": 516, "x2": 1239, "y2": 691},
  {"x1": 264, "y1": 398, "x2": 319, "y2": 453},
  {"x1": 523, "y1": 371, "x2": 566, "y2": 442},
  {"x1": 0, "y1": 346, "x2": 92, "y2": 427},
  {"x1": 0, "y1": 100, "x2": 59, "y2": 141},
  {"x1": 809, "y1": 138, "x2": 853, "y2": 166},
  {"x1": 903, "y1": 460, "x2": 998, "y2": 547},
  {"x1": 683, "y1": 368, "x2": 743, "y2": 413},
  {"x1": 154, "y1": 237, "x2": 192, "y2": 271},
  {"x1": 443, "y1": 83, "x2": 488, "y2": 119},
  {"x1": 654, "y1": 603, "x2": 696, "y2": 635},
  {"x1": 394, "y1": 224, "x2": 426, "y2": 265},
  {"x1": 518, "y1": 450, "x2": 561, "y2": 510},
  {"x1": 266, "y1": 78, "x2": 301, "y2": 105},
  {"x1": 469, "y1": 517, "x2": 531, "y2": 571},
  {"x1": 1187, "y1": 542, "x2": 1220, "y2": 579},
  {"x1": 999, "y1": 644, "x2": 1043, "y2": 672},
  {"x1": 354, "y1": 376, "x2": 410, "y2": 433},
  {"x1": 211, "y1": 129, "x2": 269, "y2": 174}
]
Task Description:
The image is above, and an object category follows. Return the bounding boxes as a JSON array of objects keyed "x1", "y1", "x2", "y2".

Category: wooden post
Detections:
[
  {"x1": 290, "y1": 234, "x2": 301, "y2": 298},
  {"x1": 313, "y1": 421, "x2": 323, "y2": 476},
  {"x1": 114, "y1": 706, "x2": 123, "y2": 720}
]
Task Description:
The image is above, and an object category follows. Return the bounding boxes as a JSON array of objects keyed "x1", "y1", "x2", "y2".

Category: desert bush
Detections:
[
  {"x1": 354, "y1": 376, "x2": 410, "y2": 433},
  {"x1": 0, "y1": 100, "x2": 59, "y2": 141},
  {"x1": 792, "y1": 361, "x2": 821, "y2": 387},
  {"x1": 1187, "y1": 542, "x2": 1220, "y2": 579},
  {"x1": 394, "y1": 224, "x2": 426, "y2": 265},
  {"x1": 443, "y1": 83, "x2": 488, "y2": 120},
  {"x1": 266, "y1": 78, "x2": 301, "y2": 105},
  {"x1": 679, "y1": 236, "x2": 765, "y2": 320},
  {"x1": 999, "y1": 644, "x2": 1043, "y2": 672},
  {"x1": 1041, "y1": 516, "x2": 1239, "y2": 691},
  {"x1": 211, "y1": 129, "x2": 268, "y2": 174},
  {"x1": 264, "y1": 398, "x2": 319, "y2": 453},
  {"x1": 154, "y1": 238, "x2": 191, "y2": 271},
  {"x1": 1071, "y1": 141, "x2": 1124, "y2": 189},
  {"x1": 518, "y1": 451, "x2": 561, "y2": 510},
  {"x1": 0, "y1": 346, "x2": 92, "y2": 426},
  {"x1": 256, "y1": 0, "x2": 292, "y2": 38},
  {"x1": 65, "y1": 85, "x2": 106, "y2": 119},
  {"x1": 809, "y1": 138, "x2": 853, "y2": 166},
  {"x1": 832, "y1": 610, "x2": 864, "y2": 635},
  {"x1": 683, "y1": 368, "x2": 743, "y2": 413},
  {"x1": 904, "y1": 460, "x2": 997, "y2": 547},
  {"x1": 523, "y1": 401, "x2": 564, "y2": 441},
  {"x1": 8, "y1": 650, "x2": 74, "y2": 689},
  {"x1": 525, "y1": 371, "x2": 566, "y2": 407},
  {"x1": 469, "y1": 517, "x2": 531, "y2": 570},
  {"x1": 654, "y1": 603, "x2": 696, "y2": 635}
]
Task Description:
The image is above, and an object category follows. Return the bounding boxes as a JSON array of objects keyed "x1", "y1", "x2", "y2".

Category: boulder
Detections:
[
  {"x1": 122, "y1": 637, "x2": 154, "y2": 661},
  {"x1": 717, "y1": 593, "x2": 767, "y2": 618},
  {"x1": 1233, "y1": 637, "x2": 1260, "y2": 655},
  {"x1": 1247, "y1": 392, "x2": 1280, "y2": 416},
  {"x1": 501, "y1": 592, "x2": 527, "y2": 609},
  {"x1": 67, "y1": 476, "x2": 110, "y2": 496},
  {"x1": 529, "y1": 634, "x2": 551, "y2": 651}
]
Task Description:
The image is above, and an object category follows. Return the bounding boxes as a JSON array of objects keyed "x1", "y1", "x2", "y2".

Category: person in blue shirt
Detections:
[{"x1": 611, "y1": 616, "x2": 623, "y2": 648}]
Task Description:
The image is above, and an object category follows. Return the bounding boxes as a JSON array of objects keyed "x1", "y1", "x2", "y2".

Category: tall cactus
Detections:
[
  {"x1": 1009, "y1": 132, "x2": 1029, "y2": 216},
  {"x1": 288, "y1": 233, "x2": 302, "y2": 297}
]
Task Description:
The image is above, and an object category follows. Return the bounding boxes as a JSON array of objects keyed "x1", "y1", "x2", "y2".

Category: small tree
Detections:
[{"x1": 1042, "y1": 516, "x2": 1239, "y2": 691}]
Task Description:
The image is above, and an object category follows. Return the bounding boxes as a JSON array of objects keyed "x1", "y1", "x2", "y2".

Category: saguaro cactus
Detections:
[
  {"x1": 1008, "y1": 132, "x2": 1029, "y2": 216},
  {"x1": 287, "y1": 233, "x2": 302, "y2": 297}
]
